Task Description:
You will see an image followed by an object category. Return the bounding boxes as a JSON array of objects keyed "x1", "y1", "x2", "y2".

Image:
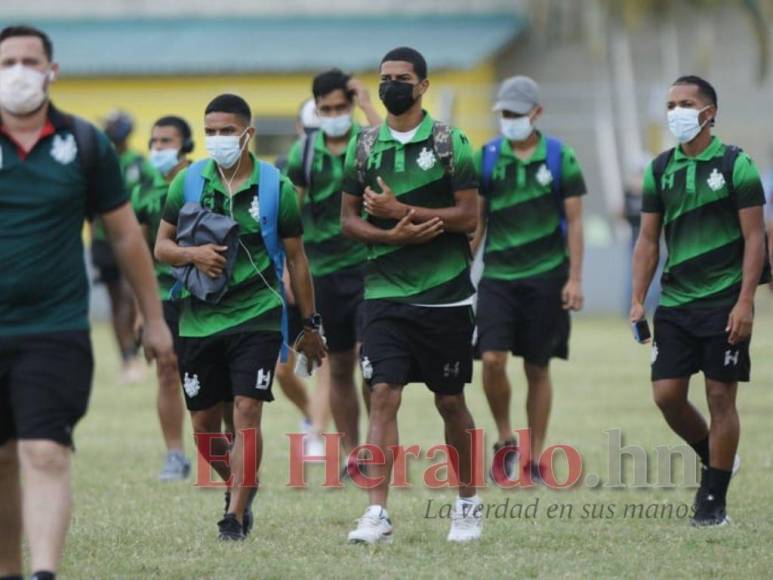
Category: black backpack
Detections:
[{"x1": 651, "y1": 145, "x2": 771, "y2": 284}]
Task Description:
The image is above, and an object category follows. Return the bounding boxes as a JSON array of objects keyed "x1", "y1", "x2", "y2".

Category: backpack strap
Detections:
[
  {"x1": 543, "y1": 136, "x2": 566, "y2": 236},
  {"x1": 480, "y1": 136, "x2": 503, "y2": 197},
  {"x1": 355, "y1": 125, "x2": 381, "y2": 187},
  {"x1": 431, "y1": 121, "x2": 455, "y2": 177},
  {"x1": 68, "y1": 115, "x2": 100, "y2": 221},
  {"x1": 183, "y1": 159, "x2": 209, "y2": 204},
  {"x1": 257, "y1": 161, "x2": 290, "y2": 362},
  {"x1": 300, "y1": 130, "x2": 317, "y2": 189}
]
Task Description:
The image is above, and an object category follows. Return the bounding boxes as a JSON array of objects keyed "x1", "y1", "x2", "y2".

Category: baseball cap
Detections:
[{"x1": 493, "y1": 76, "x2": 540, "y2": 114}]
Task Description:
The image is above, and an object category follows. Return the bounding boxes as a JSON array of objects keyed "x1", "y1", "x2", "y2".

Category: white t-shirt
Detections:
[{"x1": 389, "y1": 127, "x2": 419, "y2": 145}]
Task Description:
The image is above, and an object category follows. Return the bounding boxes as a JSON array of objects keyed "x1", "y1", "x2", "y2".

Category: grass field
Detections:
[{"x1": 57, "y1": 294, "x2": 773, "y2": 579}]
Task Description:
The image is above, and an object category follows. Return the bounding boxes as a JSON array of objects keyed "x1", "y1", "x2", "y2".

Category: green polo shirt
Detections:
[
  {"x1": 285, "y1": 126, "x2": 367, "y2": 277},
  {"x1": 93, "y1": 149, "x2": 156, "y2": 241},
  {"x1": 642, "y1": 137, "x2": 765, "y2": 308},
  {"x1": 131, "y1": 168, "x2": 176, "y2": 301},
  {"x1": 341, "y1": 112, "x2": 477, "y2": 304},
  {"x1": 475, "y1": 134, "x2": 587, "y2": 281},
  {"x1": 162, "y1": 155, "x2": 303, "y2": 337},
  {"x1": 0, "y1": 105, "x2": 127, "y2": 336}
]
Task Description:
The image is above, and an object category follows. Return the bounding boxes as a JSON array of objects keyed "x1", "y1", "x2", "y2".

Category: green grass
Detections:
[{"x1": 59, "y1": 294, "x2": 773, "y2": 579}]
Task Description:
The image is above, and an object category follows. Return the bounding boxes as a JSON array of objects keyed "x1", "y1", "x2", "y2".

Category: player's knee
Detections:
[
  {"x1": 524, "y1": 362, "x2": 550, "y2": 384},
  {"x1": 652, "y1": 388, "x2": 684, "y2": 413},
  {"x1": 369, "y1": 385, "x2": 401, "y2": 419},
  {"x1": 482, "y1": 351, "x2": 507, "y2": 374},
  {"x1": 19, "y1": 440, "x2": 69, "y2": 474},
  {"x1": 434, "y1": 394, "x2": 465, "y2": 419},
  {"x1": 705, "y1": 384, "x2": 737, "y2": 416},
  {"x1": 233, "y1": 397, "x2": 262, "y2": 422}
]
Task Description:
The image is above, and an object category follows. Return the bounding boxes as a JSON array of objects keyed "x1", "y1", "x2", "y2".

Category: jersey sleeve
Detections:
[
  {"x1": 450, "y1": 128, "x2": 478, "y2": 192},
  {"x1": 641, "y1": 162, "x2": 664, "y2": 213},
  {"x1": 130, "y1": 183, "x2": 147, "y2": 224},
  {"x1": 732, "y1": 152, "x2": 766, "y2": 209},
  {"x1": 559, "y1": 144, "x2": 587, "y2": 198},
  {"x1": 284, "y1": 140, "x2": 305, "y2": 186},
  {"x1": 161, "y1": 169, "x2": 187, "y2": 225},
  {"x1": 278, "y1": 176, "x2": 304, "y2": 238},
  {"x1": 341, "y1": 135, "x2": 364, "y2": 197},
  {"x1": 92, "y1": 130, "x2": 129, "y2": 214}
]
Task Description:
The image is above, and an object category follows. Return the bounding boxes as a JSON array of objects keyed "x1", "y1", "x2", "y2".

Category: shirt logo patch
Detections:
[
  {"x1": 417, "y1": 147, "x2": 437, "y2": 171},
  {"x1": 536, "y1": 164, "x2": 553, "y2": 187},
  {"x1": 50, "y1": 134, "x2": 77, "y2": 165},
  {"x1": 256, "y1": 368, "x2": 272, "y2": 390},
  {"x1": 707, "y1": 168, "x2": 725, "y2": 192},
  {"x1": 651, "y1": 342, "x2": 659, "y2": 365},
  {"x1": 183, "y1": 373, "x2": 201, "y2": 398},
  {"x1": 443, "y1": 361, "x2": 461, "y2": 378},
  {"x1": 249, "y1": 195, "x2": 260, "y2": 223},
  {"x1": 361, "y1": 356, "x2": 374, "y2": 380}
]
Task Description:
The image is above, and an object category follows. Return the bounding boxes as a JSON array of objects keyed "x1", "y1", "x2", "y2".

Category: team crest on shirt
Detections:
[
  {"x1": 183, "y1": 373, "x2": 201, "y2": 398},
  {"x1": 536, "y1": 164, "x2": 553, "y2": 187},
  {"x1": 417, "y1": 147, "x2": 437, "y2": 171},
  {"x1": 707, "y1": 168, "x2": 725, "y2": 191},
  {"x1": 249, "y1": 195, "x2": 260, "y2": 223},
  {"x1": 50, "y1": 133, "x2": 77, "y2": 165}
]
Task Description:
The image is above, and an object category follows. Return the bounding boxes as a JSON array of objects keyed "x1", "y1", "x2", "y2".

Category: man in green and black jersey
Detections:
[
  {"x1": 631, "y1": 76, "x2": 767, "y2": 527},
  {"x1": 341, "y1": 47, "x2": 482, "y2": 544},
  {"x1": 285, "y1": 69, "x2": 380, "y2": 470}
]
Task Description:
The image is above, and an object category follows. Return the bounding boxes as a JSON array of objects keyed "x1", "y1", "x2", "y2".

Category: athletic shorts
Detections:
[
  {"x1": 91, "y1": 239, "x2": 121, "y2": 284},
  {"x1": 476, "y1": 276, "x2": 570, "y2": 366},
  {"x1": 0, "y1": 331, "x2": 93, "y2": 447},
  {"x1": 652, "y1": 306, "x2": 751, "y2": 383},
  {"x1": 163, "y1": 300, "x2": 181, "y2": 352},
  {"x1": 314, "y1": 266, "x2": 365, "y2": 353},
  {"x1": 176, "y1": 331, "x2": 281, "y2": 411},
  {"x1": 360, "y1": 300, "x2": 474, "y2": 395}
]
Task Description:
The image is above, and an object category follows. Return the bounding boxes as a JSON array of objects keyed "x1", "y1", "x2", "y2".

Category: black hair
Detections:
[
  {"x1": 205, "y1": 93, "x2": 252, "y2": 125},
  {"x1": 153, "y1": 115, "x2": 194, "y2": 153},
  {"x1": 0, "y1": 25, "x2": 53, "y2": 61},
  {"x1": 673, "y1": 75, "x2": 718, "y2": 108},
  {"x1": 312, "y1": 68, "x2": 352, "y2": 102},
  {"x1": 380, "y1": 46, "x2": 427, "y2": 80}
]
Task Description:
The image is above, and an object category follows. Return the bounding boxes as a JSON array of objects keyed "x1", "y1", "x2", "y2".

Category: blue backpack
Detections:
[
  {"x1": 480, "y1": 135, "x2": 566, "y2": 236},
  {"x1": 177, "y1": 159, "x2": 290, "y2": 361}
]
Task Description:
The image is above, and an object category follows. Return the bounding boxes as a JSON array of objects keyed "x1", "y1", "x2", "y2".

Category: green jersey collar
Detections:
[
  {"x1": 315, "y1": 122, "x2": 361, "y2": 153},
  {"x1": 377, "y1": 111, "x2": 434, "y2": 144},
  {"x1": 201, "y1": 152, "x2": 261, "y2": 196},
  {"x1": 500, "y1": 132, "x2": 547, "y2": 164},
  {"x1": 674, "y1": 136, "x2": 722, "y2": 162}
]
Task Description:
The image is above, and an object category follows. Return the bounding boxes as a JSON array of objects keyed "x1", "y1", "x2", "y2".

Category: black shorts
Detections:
[
  {"x1": 314, "y1": 266, "x2": 365, "y2": 353},
  {"x1": 476, "y1": 276, "x2": 570, "y2": 366},
  {"x1": 652, "y1": 306, "x2": 751, "y2": 383},
  {"x1": 163, "y1": 300, "x2": 181, "y2": 350},
  {"x1": 360, "y1": 300, "x2": 474, "y2": 395},
  {"x1": 91, "y1": 239, "x2": 121, "y2": 284},
  {"x1": 0, "y1": 331, "x2": 93, "y2": 447},
  {"x1": 177, "y1": 330, "x2": 282, "y2": 411}
]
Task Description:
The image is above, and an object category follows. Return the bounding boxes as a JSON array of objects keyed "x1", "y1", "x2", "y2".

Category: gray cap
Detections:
[{"x1": 493, "y1": 76, "x2": 540, "y2": 114}]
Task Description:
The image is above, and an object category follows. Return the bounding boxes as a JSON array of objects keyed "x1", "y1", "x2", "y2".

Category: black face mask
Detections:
[{"x1": 379, "y1": 80, "x2": 417, "y2": 116}]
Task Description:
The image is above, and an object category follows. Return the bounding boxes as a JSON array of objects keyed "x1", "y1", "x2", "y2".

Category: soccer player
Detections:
[
  {"x1": 470, "y1": 76, "x2": 586, "y2": 482},
  {"x1": 0, "y1": 25, "x2": 175, "y2": 579},
  {"x1": 155, "y1": 94, "x2": 326, "y2": 541},
  {"x1": 285, "y1": 69, "x2": 381, "y2": 474},
  {"x1": 132, "y1": 115, "x2": 196, "y2": 481},
  {"x1": 631, "y1": 76, "x2": 766, "y2": 527},
  {"x1": 341, "y1": 47, "x2": 482, "y2": 544}
]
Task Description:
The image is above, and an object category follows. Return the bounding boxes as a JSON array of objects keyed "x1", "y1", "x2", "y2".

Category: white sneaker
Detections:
[
  {"x1": 447, "y1": 496, "x2": 483, "y2": 543},
  {"x1": 732, "y1": 454, "x2": 741, "y2": 477},
  {"x1": 348, "y1": 505, "x2": 393, "y2": 544}
]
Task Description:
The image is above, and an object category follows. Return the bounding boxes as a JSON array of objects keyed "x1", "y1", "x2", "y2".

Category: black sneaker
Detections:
[
  {"x1": 691, "y1": 494, "x2": 730, "y2": 527},
  {"x1": 527, "y1": 461, "x2": 544, "y2": 484},
  {"x1": 223, "y1": 489, "x2": 231, "y2": 516},
  {"x1": 242, "y1": 487, "x2": 258, "y2": 536},
  {"x1": 218, "y1": 513, "x2": 245, "y2": 541},
  {"x1": 693, "y1": 467, "x2": 709, "y2": 510},
  {"x1": 489, "y1": 438, "x2": 518, "y2": 482}
]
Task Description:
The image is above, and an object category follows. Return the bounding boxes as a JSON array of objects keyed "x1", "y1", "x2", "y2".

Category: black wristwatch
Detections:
[{"x1": 304, "y1": 312, "x2": 323, "y2": 331}]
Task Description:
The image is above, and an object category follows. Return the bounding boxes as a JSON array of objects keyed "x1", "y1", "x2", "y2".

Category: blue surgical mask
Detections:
[
  {"x1": 206, "y1": 130, "x2": 248, "y2": 169},
  {"x1": 148, "y1": 148, "x2": 179, "y2": 176},
  {"x1": 319, "y1": 113, "x2": 352, "y2": 138},
  {"x1": 500, "y1": 116, "x2": 533, "y2": 142},
  {"x1": 667, "y1": 106, "x2": 709, "y2": 144}
]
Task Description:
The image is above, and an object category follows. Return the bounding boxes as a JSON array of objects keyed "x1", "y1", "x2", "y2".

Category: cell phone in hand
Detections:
[{"x1": 632, "y1": 318, "x2": 651, "y2": 343}]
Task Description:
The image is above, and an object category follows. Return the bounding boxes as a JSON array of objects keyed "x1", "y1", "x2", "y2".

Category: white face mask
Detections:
[
  {"x1": 667, "y1": 106, "x2": 709, "y2": 144},
  {"x1": 500, "y1": 116, "x2": 533, "y2": 142},
  {"x1": 0, "y1": 64, "x2": 51, "y2": 115},
  {"x1": 319, "y1": 113, "x2": 352, "y2": 138},
  {"x1": 149, "y1": 148, "x2": 179, "y2": 176},
  {"x1": 205, "y1": 130, "x2": 248, "y2": 169}
]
